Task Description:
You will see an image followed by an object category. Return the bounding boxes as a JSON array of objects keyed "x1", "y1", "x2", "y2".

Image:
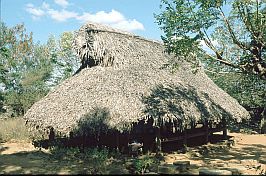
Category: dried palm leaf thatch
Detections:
[
  {"x1": 24, "y1": 22, "x2": 250, "y2": 139},
  {"x1": 72, "y1": 22, "x2": 164, "y2": 71}
]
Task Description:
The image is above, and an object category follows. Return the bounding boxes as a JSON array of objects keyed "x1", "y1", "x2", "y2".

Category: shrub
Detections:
[
  {"x1": 132, "y1": 155, "x2": 159, "y2": 174},
  {"x1": 49, "y1": 146, "x2": 110, "y2": 174}
]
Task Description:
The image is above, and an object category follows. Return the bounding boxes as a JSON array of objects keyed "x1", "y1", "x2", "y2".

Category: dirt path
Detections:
[
  {"x1": 1, "y1": 133, "x2": 266, "y2": 174},
  {"x1": 164, "y1": 132, "x2": 266, "y2": 175},
  {"x1": 0, "y1": 140, "x2": 96, "y2": 174}
]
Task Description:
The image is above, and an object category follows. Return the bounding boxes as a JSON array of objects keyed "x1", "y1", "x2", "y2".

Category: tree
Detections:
[
  {"x1": 155, "y1": 0, "x2": 266, "y2": 79},
  {"x1": 0, "y1": 23, "x2": 53, "y2": 115},
  {"x1": 47, "y1": 32, "x2": 79, "y2": 86},
  {"x1": 0, "y1": 23, "x2": 80, "y2": 116}
]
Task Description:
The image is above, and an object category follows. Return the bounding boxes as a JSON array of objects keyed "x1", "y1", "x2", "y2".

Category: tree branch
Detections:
[
  {"x1": 204, "y1": 68, "x2": 241, "y2": 74},
  {"x1": 237, "y1": 4, "x2": 258, "y2": 39},
  {"x1": 199, "y1": 48, "x2": 239, "y2": 68},
  {"x1": 218, "y1": 7, "x2": 250, "y2": 51}
]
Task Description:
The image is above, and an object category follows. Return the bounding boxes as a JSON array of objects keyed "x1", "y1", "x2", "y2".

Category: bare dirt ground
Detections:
[
  {"x1": 163, "y1": 132, "x2": 266, "y2": 175},
  {"x1": 0, "y1": 132, "x2": 266, "y2": 175}
]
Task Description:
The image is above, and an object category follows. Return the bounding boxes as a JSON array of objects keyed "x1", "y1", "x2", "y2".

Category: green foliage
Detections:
[
  {"x1": 50, "y1": 146, "x2": 81, "y2": 160},
  {"x1": 49, "y1": 146, "x2": 110, "y2": 174},
  {"x1": 132, "y1": 156, "x2": 159, "y2": 174},
  {"x1": 0, "y1": 23, "x2": 53, "y2": 116},
  {"x1": 208, "y1": 72, "x2": 266, "y2": 107},
  {"x1": 155, "y1": 0, "x2": 266, "y2": 79},
  {"x1": 84, "y1": 147, "x2": 109, "y2": 173},
  {"x1": 0, "y1": 23, "x2": 79, "y2": 117},
  {"x1": 48, "y1": 32, "x2": 79, "y2": 85}
]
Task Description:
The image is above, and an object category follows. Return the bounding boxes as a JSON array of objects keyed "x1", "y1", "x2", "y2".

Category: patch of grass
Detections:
[
  {"x1": 133, "y1": 155, "x2": 158, "y2": 174},
  {"x1": 0, "y1": 117, "x2": 30, "y2": 142},
  {"x1": 49, "y1": 146, "x2": 117, "y2": 174}
]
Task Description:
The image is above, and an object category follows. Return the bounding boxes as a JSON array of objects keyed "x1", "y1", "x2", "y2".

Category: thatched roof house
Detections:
[{"x1": 24, "y1": 23, "x2": 250, "y2": 141}]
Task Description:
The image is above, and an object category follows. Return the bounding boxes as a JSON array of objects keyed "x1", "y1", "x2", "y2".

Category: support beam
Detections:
[
  {"x1": 205, "y1": 121, "x2": 209, "y2": 144},
  {"x1": 155, "y1": 127, "x2": 162, "y2": 154},
  {"x1": 222, "y1": 118, "x2": 228, "y2": 139},
  {"x1": 183, "y1": 128, "x2": 187, "y2": 146},
  {"x1": 115, "y1": 131, "x2": 120, "y2": 151}
]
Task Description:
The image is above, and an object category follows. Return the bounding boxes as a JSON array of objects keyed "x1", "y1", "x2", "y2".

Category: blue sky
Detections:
[{"x1": 1, "y1": 0, "x2": 164, "y2": 43}]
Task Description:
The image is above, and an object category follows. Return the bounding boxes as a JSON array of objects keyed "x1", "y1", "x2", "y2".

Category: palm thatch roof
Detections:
[{"x1": 24, "y1": 22, "x2": 250, "y2": 139}]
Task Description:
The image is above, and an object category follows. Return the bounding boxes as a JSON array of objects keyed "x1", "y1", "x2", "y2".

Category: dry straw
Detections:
[{"x1": 24, "y1": 22, "x2": 250, "y2": 139}]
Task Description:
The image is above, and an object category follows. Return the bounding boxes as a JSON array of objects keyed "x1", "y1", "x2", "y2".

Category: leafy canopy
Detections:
[
  {"x1": 155, "y1": 0, "x2": 266, "y2": 79},
  {"x1": 0, "y1": 23, "x2": 79, "y2": 116}
]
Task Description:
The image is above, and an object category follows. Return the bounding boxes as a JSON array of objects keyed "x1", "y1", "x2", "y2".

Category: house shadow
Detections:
[
  {"x1": 141, "y1": 83, "x2": 230, "y2": 152},
  {"x1": 141, "y1": 83, "x2": 229, "y2": 127},
  {"x1": 32, "y1": 107, "x2": 118, "y2": 150},
  {"x1": 0, "y1": 149, "x2": 107, "y2": 174}
]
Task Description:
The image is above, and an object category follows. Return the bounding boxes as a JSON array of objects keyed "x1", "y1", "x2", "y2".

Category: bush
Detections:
[
  {"x1": 49, "y1": 146, "x2": 110, "y2": 174},
  {"x1": 132, "y1": 155, "x2": 159, "y2": 174},
  {"x1": 84, "y1": 147, "x2": 109, "y2": 174}
]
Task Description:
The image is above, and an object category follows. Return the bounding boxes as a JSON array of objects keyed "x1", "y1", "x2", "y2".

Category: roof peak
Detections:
[{"x1": 79, "y1": 22, "x2": 162, "y2": 44}]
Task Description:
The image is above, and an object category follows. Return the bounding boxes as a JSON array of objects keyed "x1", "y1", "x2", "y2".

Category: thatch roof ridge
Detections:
[{"x1": 77, "y1": 22, "x2": 162, "y2": 44}]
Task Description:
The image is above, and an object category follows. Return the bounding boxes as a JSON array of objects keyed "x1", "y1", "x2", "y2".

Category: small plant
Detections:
[
  {"x1": 49, "y1": 146, "x2": 111, "y2": 174},
  {"x1": 133, "y1": 155, "x2": 158, "y2": 174},
  {"x1": 240, "y1": 128, "x2": 253, "y2": 134},
  {"x1": 179, "y1": 144, "x2": 188, "y2": 154},
  {"x1": 83, "y1": 147, "x2": 109, "y2": 174},
  {"x1": 255, "y1": 165, "x2": 266, "y2": 175},
  {"x1": 50, "y1": 146, "x2": 81, "y2": 160}
]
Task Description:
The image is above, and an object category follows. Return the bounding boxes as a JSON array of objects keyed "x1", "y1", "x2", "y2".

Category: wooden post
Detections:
[
  {"x1": 182, "y1": 127, "x2": 188, "y2": 153},
  {"x1": 126, "y1": 132, "x2": 130, "y2": 152},
  {"x1": 155, "y1": 127, "x2": 162, "y2": 154},
  {"x1": 82, "y1": 131, "x2": 85, "y2": 152},
  {"x1": 209, "y1": 122, "x2": 213, "y2": 139},
  {"x1": 183, "y1": 128, "x2": 187, "y2": 146},
  {"x1": 115, "y1": 131, "x2": 120, "y2": 151},
  {"x1": 205, "y1": 121, "x2": 209, "y2": 144},
  {"x1": 222, "y1": 118, "x2": 227, "y2": 139}
]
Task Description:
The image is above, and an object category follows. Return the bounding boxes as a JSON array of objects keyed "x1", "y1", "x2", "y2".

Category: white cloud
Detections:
[
  {"x1": 77, "y1": 9, "x2": 144, "y2": 31},
  {"x1": 25, "y1": 2, "x2": 145, "y2": 31},
  {"x1": 54, "y1": 0, "x2": 69, "y2": 8},
  {"x1": 77, "y1": 10, "x2": 125, "y2": 24},
  {"x1": 26, "y1": 3, "x2": 45, "y2": 19},
  {"x1": 111, "y1": 19, "x2": 145, "y2": 31},
  {"x1": 42, "y1": 2, "x2": 50, "y2": 10},
  {"x1": 48, "y1": 9, "x2": 78, "y2": 22}
]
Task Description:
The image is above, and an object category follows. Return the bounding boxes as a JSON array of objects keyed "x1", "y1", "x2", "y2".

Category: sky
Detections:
[{"x1": 1, "y1": 0, "x2": 164, "y2": 44}]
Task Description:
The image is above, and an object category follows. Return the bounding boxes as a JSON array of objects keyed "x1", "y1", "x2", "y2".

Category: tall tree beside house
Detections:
[
  {"x1": 0, "y1": 23, "x2": 79, "y2": 116},
  {"x1": 155, "y1": 0, "x2": 266, "y2": 79},
  {"x1": 48, "y1": 32, "x2": 80, "y2": 86},
  {"x1": 0, "y1": 23, "x2": 53, "y2": 116}
]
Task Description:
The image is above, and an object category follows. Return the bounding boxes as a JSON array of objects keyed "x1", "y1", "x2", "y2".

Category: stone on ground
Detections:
[
  {"x1": 158, "y1": 164, "x2": 179, "y2": 174},
  {"x1": 199, "y1": 168, "x2": 232, "y2": 175},
  {"x1": 173, "y1": 160, "x2": 190, "y2": 171}
]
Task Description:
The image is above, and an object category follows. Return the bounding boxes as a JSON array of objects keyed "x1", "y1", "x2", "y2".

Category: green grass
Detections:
[{"x1": 0, "y1": 117, "x2": 30, "y2": 142}]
